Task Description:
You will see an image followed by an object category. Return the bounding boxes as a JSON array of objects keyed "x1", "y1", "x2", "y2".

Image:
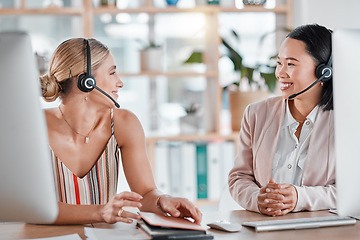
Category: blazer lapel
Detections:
[
  {"x1": 301, "y1": 109, "x2": 332, "y2": 185},
  {"x1": 254, "y1": 98, "x2": 285, "y2": 186}
]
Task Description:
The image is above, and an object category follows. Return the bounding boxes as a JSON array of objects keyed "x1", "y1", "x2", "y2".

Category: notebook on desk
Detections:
[
  {"x1": 242, "y1": 215, "x2": 356, "y2": 232},
  {"x1": 137, "y1": 212, "x2": 213, "y2": 239}
]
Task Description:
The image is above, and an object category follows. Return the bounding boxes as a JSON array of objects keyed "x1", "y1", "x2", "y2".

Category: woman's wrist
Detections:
[
  {"x1": 96, "y1": 204, "x2": 105, "y2": 223},
  {"x1": 155, "y1": 194, "x2": 171, "y2": 213},
  {"x1": 140, "y1": 188, "x2": 165, "y2": 213}
]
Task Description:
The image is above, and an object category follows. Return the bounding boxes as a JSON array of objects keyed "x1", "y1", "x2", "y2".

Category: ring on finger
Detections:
[{"x1": 117, "y1": 208, "x2": 124, "y2": 217}]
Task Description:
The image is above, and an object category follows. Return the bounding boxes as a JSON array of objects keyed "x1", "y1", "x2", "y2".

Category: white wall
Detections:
[{"x1": 293, "y1": 0, "x2": 360, "y2": 30}]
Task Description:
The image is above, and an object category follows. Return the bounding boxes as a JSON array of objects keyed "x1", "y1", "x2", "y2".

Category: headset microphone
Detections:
[
  {"x1": 86, "y1": 81, "x2": 120, "y2": 108},
  {"x1": 77, "y1": 39, "x2": 120, "y2": 108},
  {"x1": 288, "y1": 55, "x2": 332, "y2": 100},
  {"x1": 288, "y1": 71, "x2": 329, "y2": 100}
]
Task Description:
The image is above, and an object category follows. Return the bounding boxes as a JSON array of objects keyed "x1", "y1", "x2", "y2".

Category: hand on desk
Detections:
[
  {"x1": 258, "y1": 178, "x2": 298, "y2": 216},
  {"x1": 157, "y1": 195, "x2": 202, "y2": 224},
  {"x1": 100, "y1": 191, "x2": 143, "y2": 224}
]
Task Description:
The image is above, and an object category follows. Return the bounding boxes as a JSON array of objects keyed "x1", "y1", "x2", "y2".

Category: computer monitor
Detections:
[
  {"x1": 0, "y1": 32, "x2": 58, "y2": 223},
  {"x1": 333, "y1": 29, "x2": 360, "y2": 217}
]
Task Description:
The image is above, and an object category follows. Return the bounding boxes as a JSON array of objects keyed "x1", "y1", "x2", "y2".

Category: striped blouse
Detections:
[{"x1": 50, "y1": 109, "x2": 119, "y2": 205}]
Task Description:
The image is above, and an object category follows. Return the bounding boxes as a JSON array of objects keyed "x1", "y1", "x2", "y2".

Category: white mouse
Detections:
[{"x1": 207, "y1": 220, "x2": 242, "y2": 232}]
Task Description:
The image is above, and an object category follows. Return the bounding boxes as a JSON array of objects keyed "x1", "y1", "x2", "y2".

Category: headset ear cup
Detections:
[
  {"x1": 77, "y1": 73, "x2": 95, "y2": 92},
  {"x1": 315, "y1": 63, "x2": 333, "y2": 82},
  {"x1": 77, "y1": 73, "x2": 87, "y2": 92},
  {"x1": 315, "y1": 64, "x2": 326, "y2": 79}
]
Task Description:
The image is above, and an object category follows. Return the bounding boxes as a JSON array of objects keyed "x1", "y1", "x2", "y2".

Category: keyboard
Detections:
[{"x1": 242, "y1": 216, "x2": 356, "y2": 232}]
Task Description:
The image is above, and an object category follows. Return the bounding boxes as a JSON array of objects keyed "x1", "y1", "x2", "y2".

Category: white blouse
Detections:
[{"x1": 271, "y1": 101, "x2": 319, "y2": 186}]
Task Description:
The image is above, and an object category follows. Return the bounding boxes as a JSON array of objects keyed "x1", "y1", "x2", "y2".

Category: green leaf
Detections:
[
  {"x1": 184, "y1": 51, "x2": 203, "y2": 64},
  {"x1": 261, "y1": 72, "x2": 277, "y2": 93},
  {"x1": 241, "y1": 66, "x2": 255, "y2": 84},
  {"x1": 231, "y1": 29, "x2": 240, "y2": 39},
  {"x1": 222, "y1": 38, "x2": 242, "y2": 71}
]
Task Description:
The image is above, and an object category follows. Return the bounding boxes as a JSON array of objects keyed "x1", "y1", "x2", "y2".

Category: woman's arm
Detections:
[
  {"x1": 53, "y1": 191, "x2": 143, "y2": 225},
  {"x1": 228, "y1": 105, "x2": 262, "y2": 213},
  {"x1": 54, "y1": 202, "x2": 103, "y2": 225},
  {"x1": 293, "y1": 184, "x2": 336, "y2": 212},
  {"x1": 259, "y1": 183, "x2": 336, "y2": 216},
  {"x1": 113, "y1": 109, "x2": 160, "y2": 210},
  {"x1": 113, "y1": 109, "x2": 201, "y2": 223}
]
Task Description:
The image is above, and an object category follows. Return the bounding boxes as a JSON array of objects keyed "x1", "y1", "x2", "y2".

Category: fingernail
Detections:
[
  {"x1": 128, "y1": 219, "x2": 133, "y2": 223},
  {"x1": 266, "y1": 188, "x2": 271, "y2": 193},
  {"x1": 267, "y1": 208, "x2": 272, "y2": 211},
  {"x1": 264, "y1": 199, "x2": 269, "y2": 203}
]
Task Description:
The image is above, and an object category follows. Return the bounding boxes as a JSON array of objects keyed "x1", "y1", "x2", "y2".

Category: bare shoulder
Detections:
[
  {"x1": 112, "y1": 108, "x2": 144, "y2": 147},
  {"x1": 112, "y1": 108, "x2": 144, "y2": 133},
  {"x1": 112, "y1": 108, "x2": 140, "y2": 125}
]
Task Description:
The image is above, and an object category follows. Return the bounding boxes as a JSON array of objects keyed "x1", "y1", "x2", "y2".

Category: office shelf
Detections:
[{"x1": 0, "y1": 0, "x2": 292, "y2": 206}]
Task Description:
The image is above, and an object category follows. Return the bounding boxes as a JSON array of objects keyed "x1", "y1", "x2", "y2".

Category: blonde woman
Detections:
[{"x1": 41, "y1": 38, "x2": 202, "y2": 224}]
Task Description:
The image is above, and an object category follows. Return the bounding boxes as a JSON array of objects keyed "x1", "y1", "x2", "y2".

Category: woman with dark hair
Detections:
[{"x1": 228, "y1": 24, "x2": 335, "y2": 216}]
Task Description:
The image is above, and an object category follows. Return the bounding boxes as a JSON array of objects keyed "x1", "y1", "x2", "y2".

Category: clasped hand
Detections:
[{"x1": 258, "y1": 178, "x2": 298, "y2": 216}]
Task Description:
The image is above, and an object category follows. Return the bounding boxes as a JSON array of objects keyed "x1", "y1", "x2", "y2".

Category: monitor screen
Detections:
[
  {"x1": 333, "y1": 28, "x2": 360, "y2": 217},
  {"x1": 0, "y1": 32, "x2": 58, "y2": 223}
]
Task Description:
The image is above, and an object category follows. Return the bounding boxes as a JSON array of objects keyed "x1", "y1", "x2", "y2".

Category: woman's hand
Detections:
[
  {"x1": 157, "y1": 195, "x2": 202, "y2": 224},
  {"x1": 100, "y1": 191, "x2": 143, "y2": 224},
  {"x1": 258, "y1": 178, "x2": 298, "y2": 216}
]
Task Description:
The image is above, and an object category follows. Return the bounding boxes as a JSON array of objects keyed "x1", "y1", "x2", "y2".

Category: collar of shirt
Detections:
[{"x1": 282, "y1": 100, "x2": 320, "y2": 130}]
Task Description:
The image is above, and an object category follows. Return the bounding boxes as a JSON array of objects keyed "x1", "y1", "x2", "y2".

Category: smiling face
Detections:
[
  {"x1": 275, "y1": 37, "x2": 322, "y2": 102},
  {"x1": 92, "y1": 53, "x2": 123, "y2": 107}
]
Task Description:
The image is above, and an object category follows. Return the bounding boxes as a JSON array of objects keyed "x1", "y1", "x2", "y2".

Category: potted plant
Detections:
[
  {"x1": 222, "y1": 30, "x2": 278, "y2": 132},
  {"x1": 139, "y1": 42, "x2": 165, "y2": 72},
  {"x1": 183, "y1": 50, "x2": 207, "y2": 73},
  {"x1": 179, "y1": 103, "x2": 203, "y2": 134},
  {"x1": 182, "y1": 29, "x2": 284, "y2": 132}
]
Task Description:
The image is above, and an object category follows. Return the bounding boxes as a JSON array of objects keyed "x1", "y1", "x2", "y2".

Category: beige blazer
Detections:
[{"x1": 228, "y1": 96, "x2": 336, "y2": 212}]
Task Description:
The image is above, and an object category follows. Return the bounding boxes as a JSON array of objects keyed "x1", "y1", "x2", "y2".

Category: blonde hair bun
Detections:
[{"x1": 40, "y1": 73, "x2": 61, "y2": 102}]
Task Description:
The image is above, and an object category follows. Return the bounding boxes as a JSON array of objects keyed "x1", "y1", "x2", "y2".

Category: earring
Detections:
[
  {"x1": 85, "y1": 96, "x2": 88, "y2": 101},
  {"x1": 320, "y1": 82, "x2": 324, "y2": 87}
]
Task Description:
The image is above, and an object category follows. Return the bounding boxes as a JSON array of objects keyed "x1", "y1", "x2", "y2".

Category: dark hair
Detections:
[{"x1": 287, "y1": 24, "x2": 333, "y2": 111}]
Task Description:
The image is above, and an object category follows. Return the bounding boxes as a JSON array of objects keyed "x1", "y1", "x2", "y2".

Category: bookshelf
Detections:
[{"x1": 0, "y1": 0, "x2": 292, "y2": 206}]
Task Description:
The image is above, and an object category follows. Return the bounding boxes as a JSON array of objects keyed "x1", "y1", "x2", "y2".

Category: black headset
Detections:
[
  {"x1": 315, "y1": 54, "x2": 333, "y2": 82},
  {"x1": 77, "y1": 39, "x2": 96, "y2": 93},
  {"x1": 76, "y1": 39, "x2": 120, "y2": 108},
  {"x1": 288, "y1": 40, "x2": 333, "y2": 100}
]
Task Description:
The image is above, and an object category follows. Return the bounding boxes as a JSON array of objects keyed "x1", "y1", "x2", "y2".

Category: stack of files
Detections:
[
  {"x1": 137, "y1": 212, "x2": 214, "y2": 239},
  {"x1": 153, "y1": 140, "x2": 236, "y2": 202}
]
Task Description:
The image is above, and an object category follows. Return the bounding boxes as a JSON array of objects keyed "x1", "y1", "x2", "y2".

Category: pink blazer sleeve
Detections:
[
  {"x1": 228, "y1": 104, "x2": 261, "y2": 212},
  {"x1": 293, "y1": 185, "x2": 336, "y2": 212}
]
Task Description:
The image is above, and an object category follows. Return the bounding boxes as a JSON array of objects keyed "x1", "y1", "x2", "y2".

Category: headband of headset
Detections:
[{"x1": 77, "y1": 39, "x2": 96, "y2": 92}]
